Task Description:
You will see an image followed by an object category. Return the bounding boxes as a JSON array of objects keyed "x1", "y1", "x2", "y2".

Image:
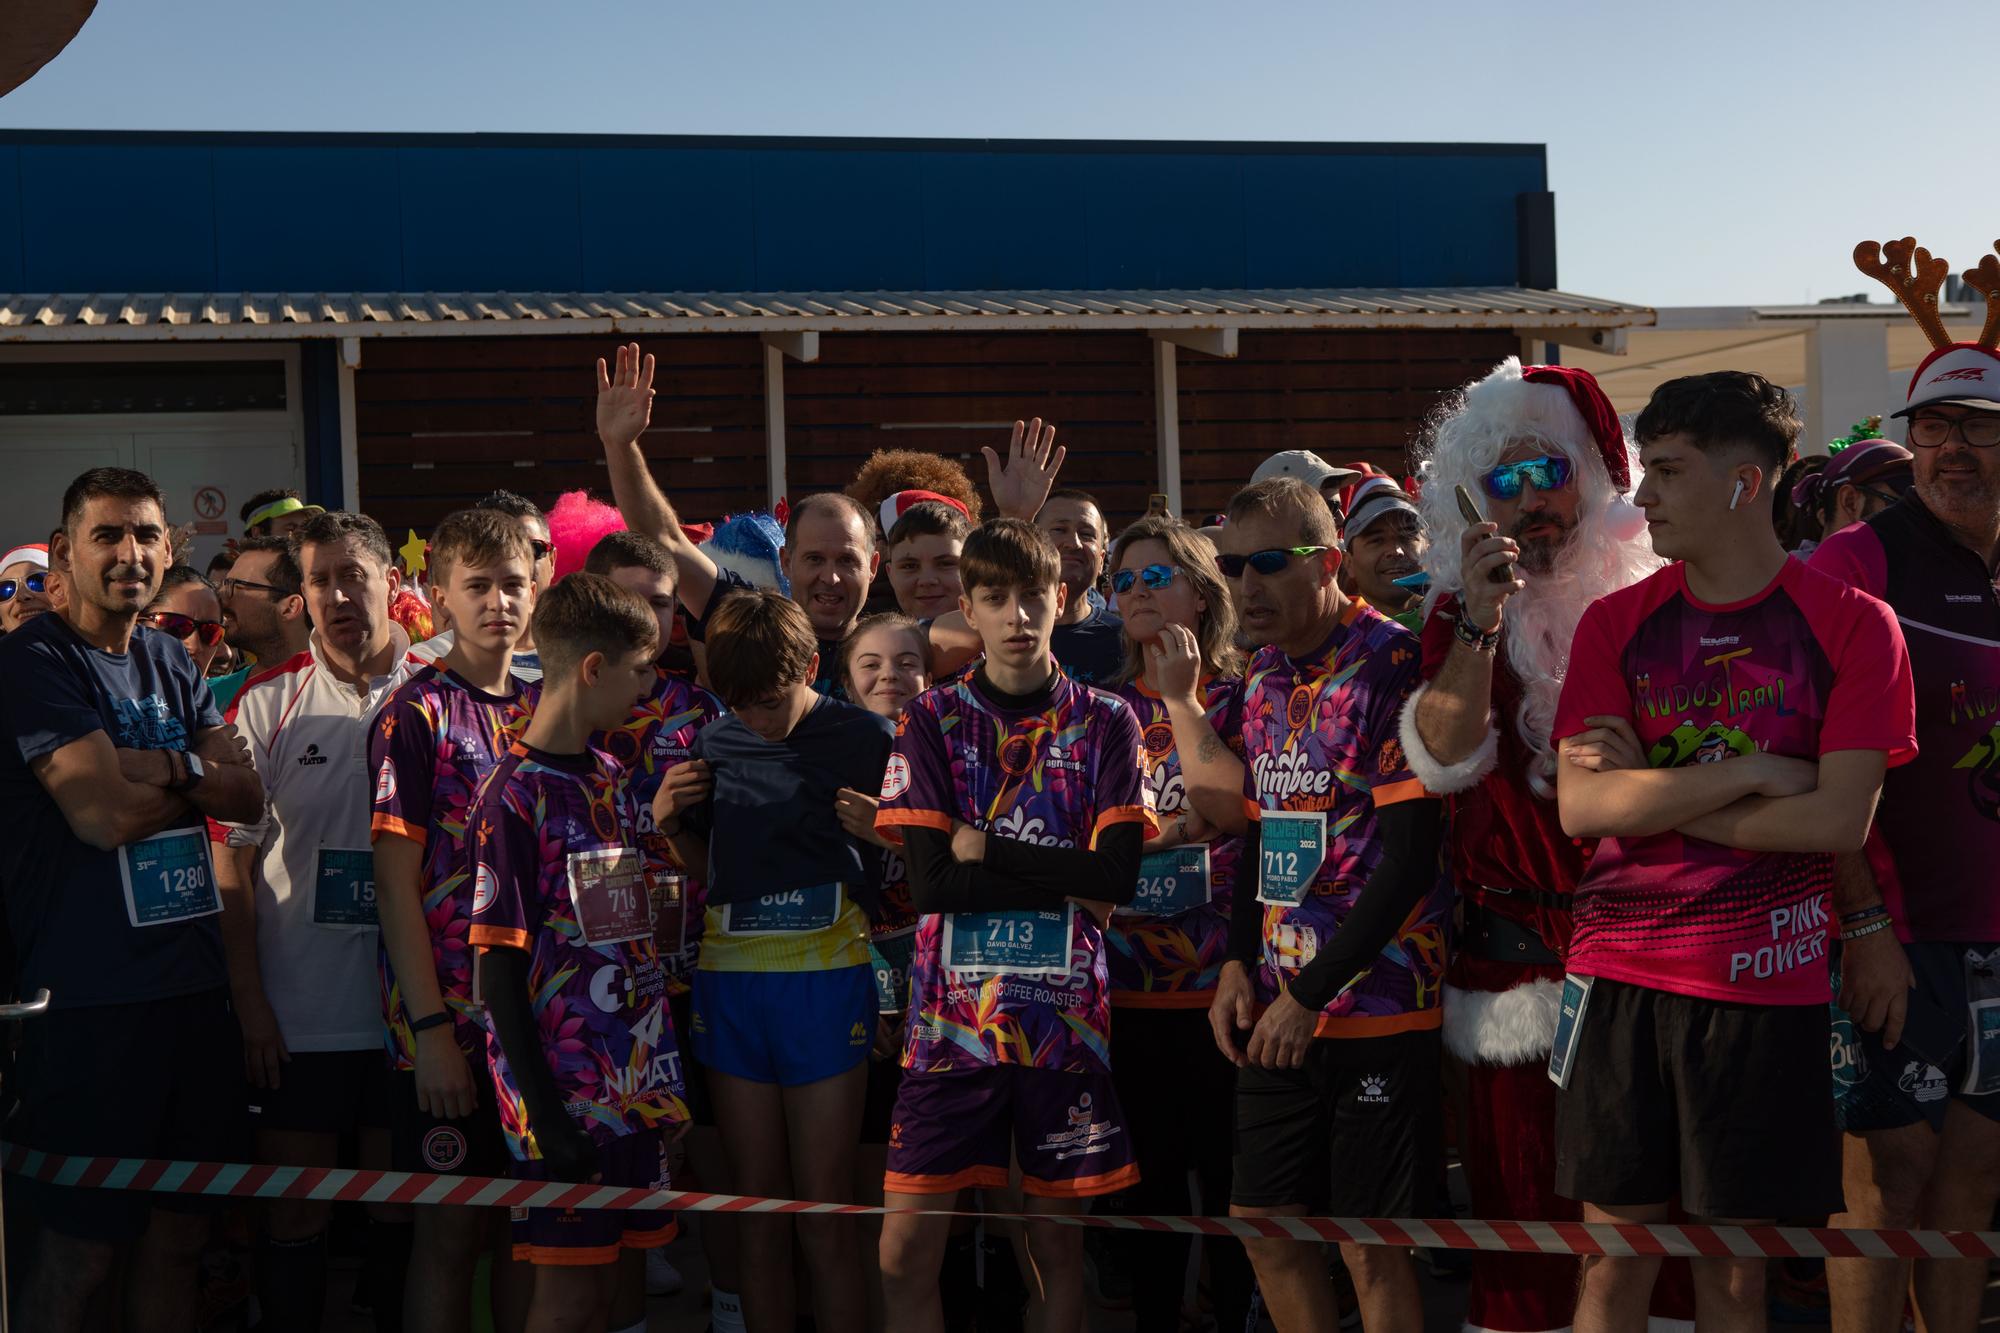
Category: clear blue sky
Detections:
[{"x1": 5, "y1": 0, "x2": 1996, "y2": 307}]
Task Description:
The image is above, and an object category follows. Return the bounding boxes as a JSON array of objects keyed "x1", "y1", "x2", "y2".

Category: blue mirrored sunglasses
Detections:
[
  {"x1": 1110, "y1": 563, "x2": 1180, "y2": 595},
  {"x1": 0, "y1": 571, "x2": 47, "y2": 602},
  {"x1": 1481, "y1": 455, "x2": 1573, "y2": 501}
]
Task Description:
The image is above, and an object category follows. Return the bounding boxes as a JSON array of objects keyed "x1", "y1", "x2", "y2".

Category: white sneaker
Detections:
[{"x1": 644, "y1": 1248, "x2": 685, "y2": 1297}]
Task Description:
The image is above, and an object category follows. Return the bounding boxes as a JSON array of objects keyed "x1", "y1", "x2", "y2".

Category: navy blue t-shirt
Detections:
[
  {"x1": 1051, "y1": 603, "x2": 1126, "y2": 686},
  {"x1": 685, "y1": 695, "x2": 894, "y2": 910},
  {"x1": 0, "y1": 614, "x2": 226, "y2": 1008}
]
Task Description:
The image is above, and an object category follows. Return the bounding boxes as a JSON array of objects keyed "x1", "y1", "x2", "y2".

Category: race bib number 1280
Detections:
[{"x1": 120, "y1": 827, "x2": 221, "y2": 928}]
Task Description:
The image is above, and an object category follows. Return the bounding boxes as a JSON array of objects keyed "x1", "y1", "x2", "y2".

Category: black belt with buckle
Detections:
[{"x1": 1461, "y1": 895, "x2": 1563, "y2": 966}]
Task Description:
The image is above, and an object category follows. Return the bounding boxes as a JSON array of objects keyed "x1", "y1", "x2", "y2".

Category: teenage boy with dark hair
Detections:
[
  {"x1": 371, "y1": 507, "x2": 538, "y2": 1332},
  {"x1": 874, "y1": 518, "x2": 1154, "y2": 1333},
  {"x1": 469, "y1": 572, "x2": 686, "y2": 1333},
  {"x1": 1552, "y1": 371, "x2": 1916, "y2": 1330},
  {"x1": 651, "y1": 588, "x2": 893, "y2": 1333}
]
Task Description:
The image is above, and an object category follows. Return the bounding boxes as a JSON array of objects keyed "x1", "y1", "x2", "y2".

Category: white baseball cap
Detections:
[
  {"x1": 1250, "y1": 450, "x2": 1362, "y2": 492},
  {"x1": 1894, "y1": 344, "x2": 2000, "y2": 417},
  {"x1": 1341, "y1": 478, "x2": 1421, "y2": 547}
]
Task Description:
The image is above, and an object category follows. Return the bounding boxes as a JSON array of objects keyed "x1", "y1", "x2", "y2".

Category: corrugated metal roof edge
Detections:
[{"x1": 0, "y1": 289, "x2": 1656, "y2": 343}]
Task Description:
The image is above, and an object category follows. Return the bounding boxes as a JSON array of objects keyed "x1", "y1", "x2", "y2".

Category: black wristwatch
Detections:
[
  {"x1": 171, "y1": 751, "x2": 206, "y2": 792},
  {"x1": 408, "y1": 1010, "x2": 453, "y2": 1036}
]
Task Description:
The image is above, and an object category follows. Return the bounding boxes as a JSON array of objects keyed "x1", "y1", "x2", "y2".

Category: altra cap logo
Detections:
[{"x1": 1932, "y1": 366, "x2": 1993, "y2": 384}]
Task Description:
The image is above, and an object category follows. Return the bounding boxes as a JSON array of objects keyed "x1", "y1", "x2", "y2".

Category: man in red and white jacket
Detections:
[{"x1": 1399, "y1": 360, "x2": 1687, "y2": 1333}]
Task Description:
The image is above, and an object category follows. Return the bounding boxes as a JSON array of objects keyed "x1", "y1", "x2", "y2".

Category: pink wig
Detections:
[{"x1": 546, "y1": 491, "x2": 627, "y2": 581}]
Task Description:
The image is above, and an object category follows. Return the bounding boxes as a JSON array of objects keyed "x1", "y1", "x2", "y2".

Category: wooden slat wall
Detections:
[{"x1": 353, "y1": 327, "x2": 1521, "y2": 537}]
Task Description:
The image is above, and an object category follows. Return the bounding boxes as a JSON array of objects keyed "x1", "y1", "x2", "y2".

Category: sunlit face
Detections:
[
  {"x1": 1344, "y1": 511, "x2": 1426, "y2": 610},
  {"x1": 580, "y1": 644, "x2": 658, "y2": 731},
  {"x1": 781, "y1": 507, "x2": 877, "y2": 638},
  {"x1": 144, "y1": 581, "x2": 226, "y2": 675},
  {"x1": 1037, "y1": 497, "x2": 1106, "y2": 602},
  {"x1": 1634, "y1": 432, "x2": 1752, "y2": 563},
  {"x1": 59, "y1": 495, "x2": 171, "y2": 618},
  {"x1": 265, "y1": 509, "x2": 315, "y2": 540},
  {"x1": 608, "y1": 564, "x2": 678, "y2": 663},
  {"x1": 1480, "y1": 440, "x2": 1584, "y2": 574},
  {"x1": 845, "y1": 624, "x2": 930, "y2": 720},
  {"x1": 1113, "y1": 537, "x2": 1205, "y2": 646},
  {"x1": 887, "y1": 532, "x2": 963, "y2": 620},
  {"x1": 219, "y1": 549, "x2": 300, "y2": 652},
  {"x1": 1223, "y1": 508, "x2": 1338, "y2": 651},
  {"x1": 731, "y1": 669, "x2": 821, "y2": 743},
  {"x1": 1909, "y1": 405, "x2": 2000, "y2": 532},
  {"x1": 961, "y1": 579, "x2": 1065, "y2": 674},
  {"x1": 441, "y1": 556, "x2": 534, "y2": 657},
  {"x1": 0, "y1": 559, "x2": 51, "y2": 632},
  {"x1": 298, "y1": 533, "x2": 400, "y2": 659}
]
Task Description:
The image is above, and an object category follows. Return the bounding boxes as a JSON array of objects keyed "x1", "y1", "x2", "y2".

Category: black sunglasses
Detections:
[
  {"x1": 529, "y1": 539, "x2": 555, "y2": 561},
  {"x1": 1216, "y1": 546, "x2": 1330, "y2": 579}
]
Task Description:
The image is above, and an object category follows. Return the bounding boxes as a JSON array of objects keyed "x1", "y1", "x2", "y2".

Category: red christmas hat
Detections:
[{"x1": 1521, "y1": 365, "x2": 1629, "y2": 490}]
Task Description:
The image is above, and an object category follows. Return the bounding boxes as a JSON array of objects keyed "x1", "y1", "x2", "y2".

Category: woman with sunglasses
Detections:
[
  {"x1": 1100, "y1": 516, "x2": 1255, "y2": 1333},
  {"x1": 140, "y1": 566, "x2": 228, "y2": 682},
  {"x1": 0, "y1": 543, "x2": 55, "y2": 635}
]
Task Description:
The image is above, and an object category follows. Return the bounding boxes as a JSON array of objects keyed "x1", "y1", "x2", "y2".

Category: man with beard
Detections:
[
  {"x1": 214, "y1": 536, "x2": 310, "y2": 705},
  {"x1": 1339, "y1": 477, "x2": 1427, "y2": 629},
  {"x1": 1398, "y1": 360, "x2": 1679, "y2": 1333},
  {"x1": 1811, "y1": 238, "x2": 2000, "y2": 1333},
  {"x1": 1035, "y1": 487, "x2": 1124, "y2": 684}
]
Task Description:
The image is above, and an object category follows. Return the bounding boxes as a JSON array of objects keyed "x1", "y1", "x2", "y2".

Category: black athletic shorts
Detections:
[
  {"x1": 388, "y1": 1068, "x2": 512, "y2": 1178},
  {"x1": 860, "y1": 1047, "x2": 904, "y2": 1146},
  {"x1": 667, "y1": 989, "x2": 713, "y2": 1125},
  {"x1": 1554, "y1": 976, "x2": 1841, "y2": 1219},
  {"x1": 248, "y1": 1049, "x2": 394, "y2": 1136},
  {"x1": 1230, "y1": 1029, "x2": 1441, "y2": 1215},
  {"x1": 7, "y1": 988, "x2": 250, "y2": 1242},
  {"x1": 1831, "y1": 940, "x2": 2000, "y2": 1133}
]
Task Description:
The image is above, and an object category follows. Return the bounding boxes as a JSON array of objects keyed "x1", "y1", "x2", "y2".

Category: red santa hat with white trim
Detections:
[
  {"x1": 0, "y1": 543, "x2": 48, "y2": 572},
  {"x1": 1855, "y1": 236, "x2": 2000, "y2": 415}
]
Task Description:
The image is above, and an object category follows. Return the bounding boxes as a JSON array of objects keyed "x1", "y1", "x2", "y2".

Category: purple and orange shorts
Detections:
[
  {"x1": 510, "y1": 1129, "x2": 676, "y2": 1266},
  {"x1": 884, "y1": 1064, "x2": 1139, "y2": 1199}
]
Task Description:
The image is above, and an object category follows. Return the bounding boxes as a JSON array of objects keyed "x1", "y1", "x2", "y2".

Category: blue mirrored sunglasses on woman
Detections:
[
  {"x1": 1481, "y1": 455, "x2": 1573, "y2": 501},
  {"x1": 1110, "y1": 564, "x2": 1181, "y2": 595},
  {"x1": 1216, "y1": 546, "x2": 1329, "y2": 579},
  {"x1": 0, "y1": 571, "x2": 47, "y2": 602}
]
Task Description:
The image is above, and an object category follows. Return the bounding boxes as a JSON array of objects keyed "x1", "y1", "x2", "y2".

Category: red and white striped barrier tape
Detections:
[{"x1": 5, "y1": 1144, "x2": 1996, "y2": 1261}]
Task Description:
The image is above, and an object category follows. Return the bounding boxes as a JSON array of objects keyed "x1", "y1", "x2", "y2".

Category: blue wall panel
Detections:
[{"x1": 0, "y1": 133, "x2": 1548, "y2": 295}]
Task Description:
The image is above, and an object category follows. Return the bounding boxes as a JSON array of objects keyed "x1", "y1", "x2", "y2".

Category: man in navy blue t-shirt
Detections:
[{"x1": 0, "y1": 467, "x2": 264, "y2": 1332}]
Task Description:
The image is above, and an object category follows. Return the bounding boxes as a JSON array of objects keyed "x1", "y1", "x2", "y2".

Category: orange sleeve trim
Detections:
[
  {"x1": 1312, "y1": 1008, "x2": 1442, "y2": 1039},
  {"x1": 370, "y1": 814, "x2": 425, "y2": 847},
  {"x1": 618, "y1": 1222, "x2": 679, "y2": 1250},
  {"x1": 1242, "y1": 797, "x2": 1263, "y2": 823},
  {"x1": 874, "y1": 808, "x2": 954, "y2": 847},
  {"x1": 1021, "y1": 1160, "x2": 1141, "y2": 1199},
  {"x1": 513, "y1": 1243, "x2": 622, "y2": 1268},
  {"x1": 1090, "y1": 804, "x2": 1157, "y2": 848},
  {"x1": 470, "y1": 926, "x2": 531, "y2": 951},
  {"x1": 1370, "y1": 777, "x2": 1429, "y2": 808},
  {"x1": 883, "y1": 1165, "x2": 1010, "y2": 1197}
]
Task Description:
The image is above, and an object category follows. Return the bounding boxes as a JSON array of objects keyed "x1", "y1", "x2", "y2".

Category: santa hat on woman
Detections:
[{"x1": 0, "y1": 543, "x2": 48, "y2": 572}]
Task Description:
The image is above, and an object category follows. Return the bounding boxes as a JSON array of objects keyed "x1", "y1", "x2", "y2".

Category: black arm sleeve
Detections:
[
  {"x1": 480, "y1": 948, "x2": 574, "y2": 1135},
  {"x1": 1229, "y1": 820, "x2": 1263, "y2": 967},
  {"x1": 902, "y1": 823, "x2": 1146, "y2": 913},
  {"x1": 1284, "y1": 799, "x2": 1443, "y2": 1013}
]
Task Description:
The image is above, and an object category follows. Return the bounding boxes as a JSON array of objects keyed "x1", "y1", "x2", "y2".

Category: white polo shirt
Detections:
[{"x1": 217, "y1": 626, "x2": 417, "y2": 1052}]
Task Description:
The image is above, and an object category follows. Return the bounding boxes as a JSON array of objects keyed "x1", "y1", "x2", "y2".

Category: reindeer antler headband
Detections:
[{"x1": 1855, "y1": 235, "x2": 2000, "y2": 352}]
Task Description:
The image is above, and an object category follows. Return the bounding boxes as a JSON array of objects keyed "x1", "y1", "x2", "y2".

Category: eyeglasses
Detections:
[
  {"x1": 1481, "y1": 455, "x2": 1574, "y2": 501},
  {"x1": 0, "y1": 571, "x2": 47, "y2": 602},
  {"x1": 219, "y1": 576, "x2": 287, "y2": 599},
  {"x1": 1217, "y1": 546, "x2": 1330, "y2": 578},
  {"x1": 1908, "y1": 414, "x2": 2000, "y2": 450},
  {"x1": 142, "y1": 611, "x2": 226, "y2": 648},
  {"x1": 1110, "y1": 563, "x2": 1181, "y2": 595},
  {"x1": 529, "y1": 539, "x2": 555, "y2": 562}
]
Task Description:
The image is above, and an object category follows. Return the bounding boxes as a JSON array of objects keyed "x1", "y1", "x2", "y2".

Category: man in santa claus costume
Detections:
[{"x1": 1399, "y1": 358, "x2": 1689, "y2": 1333}]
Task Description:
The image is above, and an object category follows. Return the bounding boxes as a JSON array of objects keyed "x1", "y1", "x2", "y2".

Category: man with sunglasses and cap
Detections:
[
  {"x1": 1399, "y1": 359, "x2": 1675, "y2": 1333},
  {"x1": 1207, "y1": 474, "x2": 1449, "y2": 1331},
  {"x1": 1, "y1": 541, "x2": 56, "y2": 634},
  {"x1": 239, "y1": 488, "x2": 325, "y2": 541},
  {"x1": 1250, "y1": 449, "x2": 1362, "y2": 528},
  {"x1": 1338, "y1": 476, "x2": 1428, "y2": 630},
  {"x1": 1809, "y1": 246, "x2": 2000, "y2": 1331}
]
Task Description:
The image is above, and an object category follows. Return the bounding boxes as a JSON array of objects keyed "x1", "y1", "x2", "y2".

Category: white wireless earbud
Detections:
[{"x1": 1728, "y1": 479, "x2": 1746, "y2": 511}]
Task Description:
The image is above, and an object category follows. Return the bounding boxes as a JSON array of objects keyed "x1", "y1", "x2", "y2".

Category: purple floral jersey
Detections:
[
  {"x1": 875, "y1": 666, "x2": 1154, "y2": 1074},
  {"x1": 1240, "y1": 602, "x2": 1449, "y2": 1037},
  {"x1": 467, "y1": 742, "x2": 688, "y2": 1160},
  {"x1": 1106, "y1": 678, "x2": 1244, "y2": 1005},
  {"x1": 595, "y1": 668, "x2": 724, "y2": 994},
  {"x1": 370, "y1": 664, "x2": 537, "y2": 1067}
]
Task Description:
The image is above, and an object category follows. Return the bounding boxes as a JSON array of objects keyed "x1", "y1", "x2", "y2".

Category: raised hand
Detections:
[
  {"x1": 982, "y1": 418, "x2": 1066, "y2": 520},
  {"x1": 596, "y1": 342, "x2": 657, "y2": 451},
  {"x1": 1147, "y1": 623, "x2": 1204, "y2": 704},
  {"x1": 1458, "y1": 523, "x2": 1525, "y2": 632}
]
